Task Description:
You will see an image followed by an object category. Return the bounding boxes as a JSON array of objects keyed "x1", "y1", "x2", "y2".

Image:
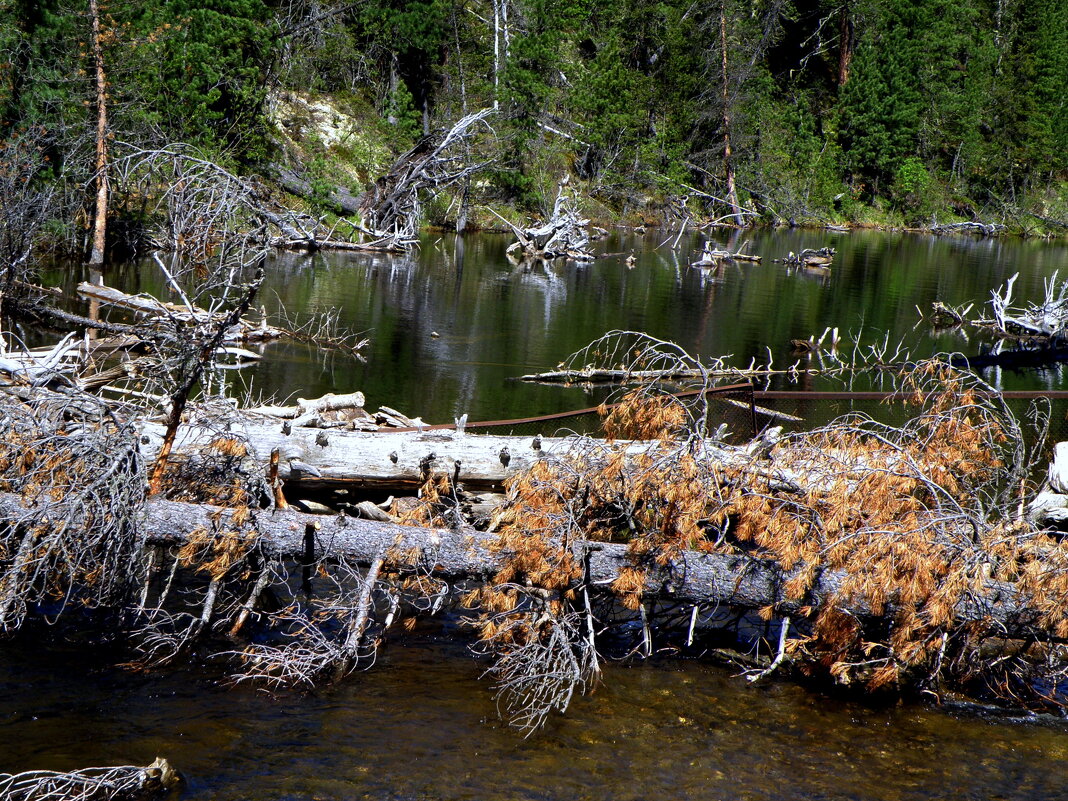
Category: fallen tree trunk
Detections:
[
  {"x1": 690, "y1": 241, "x2": 762, "y2": 266},
  {"x1": 0, "y1": 492, "x2": 1032, "y2": 632},
  {"x1": 137, "y1": 420, "x2": 736, "y2": 491}
]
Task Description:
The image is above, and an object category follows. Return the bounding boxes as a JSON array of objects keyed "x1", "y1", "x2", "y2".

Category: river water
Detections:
[{"x1": 6, "y1": 229, "x2": 1068, "y2": 798}]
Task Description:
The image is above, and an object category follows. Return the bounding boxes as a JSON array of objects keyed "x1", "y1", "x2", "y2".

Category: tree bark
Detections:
[
  {"x1": 0, "y1": 492, "x2": 1031, "y2": 632},
  {"x1": 719, "y1": 8, "x2": 743, "y2": 226},
  {"x1": 837, "y1": 3, "x2": 854, "y2": 86},
  {"x1": 87, "y1": 0, "x2": 109, "y2": 267}
]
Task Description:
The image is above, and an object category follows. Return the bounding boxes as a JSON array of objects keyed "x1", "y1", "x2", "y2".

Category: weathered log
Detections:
[
  {"x1": 1028, "y1": 442, "x2": 1068, "y2": 527},
  {"x1": 0, "y1": 492, "x2": 1031, "y2": 631},
  {"x1": 690, "y1": 240, "x2": 762, "y2": 266},
  {"x1": 137, "y1": 421, "x2": 700, "y2": 491},
  {"x1": 248, "y1": 391, "x2": 366, "y2": 424},
  {"x1": 781, "y1": 247, "x2": 835, "y2": 268},
  {"x1": 931, "y1": 221, "x2": 1005, "y2": 237}
]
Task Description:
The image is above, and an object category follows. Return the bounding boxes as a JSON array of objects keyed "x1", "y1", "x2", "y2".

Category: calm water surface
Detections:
[
  {"x1": 64, "y1": 228, "x2": 1068, "y2": 425},
  {"x1": 9, "y1": 229, "x2": 1068, "y2": 798}
]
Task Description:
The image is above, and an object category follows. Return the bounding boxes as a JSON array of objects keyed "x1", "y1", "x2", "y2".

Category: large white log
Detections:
[
  {"x1": 1048, "y1": 442, "x2": 1068, "y2": 494},
  {"x1": 136, "y1": 420, "x2": 625, "y2": 490},
  {"x1": 135, "y1": 417, "x2": 752, "y2": 492}
]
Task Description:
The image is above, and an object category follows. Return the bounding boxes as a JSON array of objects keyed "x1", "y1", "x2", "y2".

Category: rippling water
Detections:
[
  {"x1": 10, "y1": 229, "x2": 1068, "y2": 798},
  {"x1": 3, "y1": 634, "x2": 1068, "y2": 801}
]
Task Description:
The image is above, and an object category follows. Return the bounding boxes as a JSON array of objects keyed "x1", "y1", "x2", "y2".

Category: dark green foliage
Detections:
[
  {"x1": 0, "y1": 0, "x2": 1065, "y2": 227},
  {"x1": 131, "y1": 0, "x2": 271, "y2": 157},
  {"x1": 838, "y1": 0, "x2": 925, "y2": 186}
]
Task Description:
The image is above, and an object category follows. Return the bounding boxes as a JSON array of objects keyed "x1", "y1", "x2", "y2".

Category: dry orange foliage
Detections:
[{"x1": 476, "y1": 361, "x2": 1068, "y2": 709}]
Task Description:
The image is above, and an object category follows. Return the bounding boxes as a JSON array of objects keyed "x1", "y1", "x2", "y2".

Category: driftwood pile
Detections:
[
  {"x1": 931, "y1": 221, "x2": 1005, "y2": 237},
  {"x1": 499, "y1": 178, "x2": 594, "y2": 261}
]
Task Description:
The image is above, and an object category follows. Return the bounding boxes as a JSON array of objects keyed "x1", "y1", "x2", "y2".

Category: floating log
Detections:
[
  {"x1": 690, "y1": 240, "x2": 762, "y2": 267},
  {"x1": 781, "y1": 247, "x2": 835, "y2": 268}
]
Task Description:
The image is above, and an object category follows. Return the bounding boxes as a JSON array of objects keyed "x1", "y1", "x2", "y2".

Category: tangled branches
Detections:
[
  {"x1": 361, "y1": 109, "x2": 495, "y2": 245},
  {"x1": 0, "y1": 386, "x2": 144, "y2": 632},
  {"x1": 474, "y1": 340, "x2": 1067, "y2": 729},
  {"x1": 477, "y1": 597, "x2": 598, "y2": 735},
  {"x1": 0, "y1": 758, "x2": 178, "y2": 801},
  {"x1": 523, "y1": 329, "x2": 917, "y2": 389},
  {"x1": 0, "y1": 127, "x2": 59, "y2": 321},
  {"x1": 713, "y1": 362, "x2": 1050, "y2": 697}
]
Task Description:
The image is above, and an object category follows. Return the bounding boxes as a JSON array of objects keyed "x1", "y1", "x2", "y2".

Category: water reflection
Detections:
[
  {"x1": 28, "y1": 228, "x2": 1068, "y2": 432},
  {"x1": 212, "y1": 229, "x2": 1068, "y2": 428}
]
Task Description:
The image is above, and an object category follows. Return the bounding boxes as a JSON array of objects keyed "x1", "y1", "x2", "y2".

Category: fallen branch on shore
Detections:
[{"x1": 931, "y1": 221, "x2": 1005, "y2": 237}]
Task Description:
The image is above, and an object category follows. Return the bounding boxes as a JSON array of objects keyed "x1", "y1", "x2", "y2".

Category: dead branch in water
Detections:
[
  {"x1": 497, "y1": 177, "x2": 595, "y2": 262},
  {"x1": 519, "y1": 329, "x2": 911, "y2": 386},
  {"x1": 0, "y1": 758, "x2": 179, "y2": 801}
]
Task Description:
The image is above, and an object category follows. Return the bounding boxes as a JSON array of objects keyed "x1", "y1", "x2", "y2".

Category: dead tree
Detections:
[
  {"x1": 359, "y1": 108, "x2": 495, "y2": 247},
  {"x1": 931, "y1": 221, "x2": 1005, "y2": 237},
  {"x1": 87, "y1": 0, "x2": 109, "y2": 267},
  {"x1": 498, "y1": 178, "x2": 595, "y2": 261}
]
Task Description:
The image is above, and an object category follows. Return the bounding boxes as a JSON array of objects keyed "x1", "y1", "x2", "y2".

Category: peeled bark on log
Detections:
[
  {"x1": 136, "y1": 421, "x2": 677, "y2": 491},
  {"x1": 87, "y1": 0, "x2": 109, "y2": 268}
]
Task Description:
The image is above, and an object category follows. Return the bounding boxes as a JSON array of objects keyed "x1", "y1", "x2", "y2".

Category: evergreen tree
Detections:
[{"x1": 838, "y1": 0, "x2": 925, "y2": 187}]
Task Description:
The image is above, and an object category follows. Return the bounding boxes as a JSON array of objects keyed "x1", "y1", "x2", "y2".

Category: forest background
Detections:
[{"x1": 1, "y1": 0, "x2": 1067, "y2": 255}]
